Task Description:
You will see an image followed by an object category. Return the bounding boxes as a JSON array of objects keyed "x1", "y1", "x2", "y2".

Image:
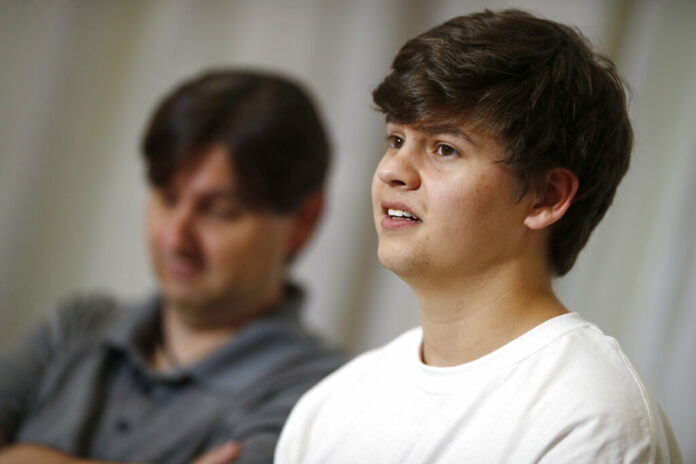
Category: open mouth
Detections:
[{"x1": 386, "y1": 208, "x2": 422, "y2": 222}]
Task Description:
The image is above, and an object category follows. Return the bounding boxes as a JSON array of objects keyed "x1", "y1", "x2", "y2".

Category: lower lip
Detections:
[
  {"x1": 164, "y1": 260, "x2": 202, "y2": 278},
  {"x1": 381, "y1": 216, "x2": 422, "y2": 230}
]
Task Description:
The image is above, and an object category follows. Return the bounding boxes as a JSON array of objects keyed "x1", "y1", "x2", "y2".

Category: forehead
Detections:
[{"x1": 165, "y1": 145, "x2": 238, "y2": 192}]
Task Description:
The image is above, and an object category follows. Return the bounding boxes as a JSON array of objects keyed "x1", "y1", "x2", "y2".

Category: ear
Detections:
[
  {"x1": 287, "y1": 191, "x2": 325, "y2": 258},
  {"x1": 523, "y1": 168, "x2": 578, "y2": 230}
]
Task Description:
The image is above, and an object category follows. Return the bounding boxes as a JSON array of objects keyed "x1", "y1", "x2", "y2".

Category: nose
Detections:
[
  {"x1": 161, "y1": 203, "x2": 197, "y2": 253},
  {"x1": 376, "y1": 148, "x2": 421, "y2": 190}
]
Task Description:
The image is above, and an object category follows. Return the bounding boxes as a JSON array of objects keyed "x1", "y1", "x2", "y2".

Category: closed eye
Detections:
[
  {"x1": 199, "y1": 193, "x2": 245, "y2": 221},
  {"x1": 201, "y1": 202, "x2": 243, "y2": 220}
]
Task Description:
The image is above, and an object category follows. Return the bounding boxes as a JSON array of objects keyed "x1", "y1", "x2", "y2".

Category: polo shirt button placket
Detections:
[{"x1": 114, "y1": 418, "x2": 132, "y2": 433}]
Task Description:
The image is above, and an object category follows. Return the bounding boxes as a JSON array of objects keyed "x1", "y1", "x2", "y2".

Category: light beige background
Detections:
[{"x1": 1, "y1": 0, "x2": 695, "y2": 459}]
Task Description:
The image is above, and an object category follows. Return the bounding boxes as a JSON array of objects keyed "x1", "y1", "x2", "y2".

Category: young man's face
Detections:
[
  {"x1": 371, "y1": 121, "x2": 535, "y2": 281},
  {"x1": 146, "y1": 145, "x2": 296, "y2": 323}
]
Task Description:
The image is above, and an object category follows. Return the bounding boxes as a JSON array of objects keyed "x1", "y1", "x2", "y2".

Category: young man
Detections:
[
  {"x1": 276, "y1": 10, "x2": 682, "y2": 463},
  {"x1": 0, "y1": 70, "x2": 344, "y2": 464}
]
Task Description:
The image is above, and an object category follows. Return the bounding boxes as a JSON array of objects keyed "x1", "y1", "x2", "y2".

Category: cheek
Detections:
[
  {"x1": 145, "y1": 209, "x2": 164, "y2": 251},
  {"x1": 371, "y1": 173, "x2": 382, "y2": 203},
  {"x1": 430, "y1": 178, "x2": 496, "y2": 238},
  {"x1": 203, "y1": 226, "x2": 254, "y2": 264},
  {"x1": 472, "y1": 178, "x2": 499, "y2": 214},
  {"x1": 371, "y1": 174, "x2": 384, "y2": 217},
  {"x1": 205, "y1": 220, "x2": 290, "y2": 271}
]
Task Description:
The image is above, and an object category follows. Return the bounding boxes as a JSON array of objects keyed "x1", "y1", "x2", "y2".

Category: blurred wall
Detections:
[{"x1": 1, "y1": 0, "x2": 694, "y2": 459}]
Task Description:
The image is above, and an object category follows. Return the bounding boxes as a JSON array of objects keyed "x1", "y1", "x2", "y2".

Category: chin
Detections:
[
  {"x1": 377, "y1": 245, "x2": 424, "y2": 277},
  {"x1": 163, "y1": 293, "x2": 201, "y2": 311},
  {"x1": 160, "y1": 283, "x2": 208, "y2": 309}
]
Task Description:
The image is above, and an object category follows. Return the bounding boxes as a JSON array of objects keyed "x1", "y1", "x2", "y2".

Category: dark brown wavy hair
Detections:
[
  {"x1": 143, "y1": 70, "x2": 330, "y2": 213},
  {"x1": 373, "y1": 9, "x2": 632, "y2": 275}
]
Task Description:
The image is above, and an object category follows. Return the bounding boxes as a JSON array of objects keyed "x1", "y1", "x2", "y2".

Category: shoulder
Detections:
[
  {"x1": 531, "y1": 315, "x2": 651, "y2": 409},
  {"x1": 53, "y1": 292, "x2": 122, "y2": 321},
  {"x1": 0, "y1": 294, "x2": 126, "y2": 439},
  {"x1": 519, "y1": 314, "x2": 678, "y2": 462},
  {"x1": 298, "y1": 326, "x2": 420, "y2": 394},
  {"x1": 243, "y1": 316, "x2": 347, "y2": 383},
  {"x1": 43, "y1": 293, "x2": 125, "y2": 349},
  {"x1": 222, "y1": 317, "x2": 348, "y2": 421},
  {"x1": 209, "y1": 319, "x2": 348, "y2": 451},
  {"x1": 275, "y1": 327, "x2": 421, "y2": 463},
  {"x1": 276, "y1": 328, "x2": 420, "y2": 458}
]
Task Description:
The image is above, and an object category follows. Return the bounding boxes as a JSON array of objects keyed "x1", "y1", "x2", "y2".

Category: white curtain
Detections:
[{"x1": 1, "y1": 0, "x2": 694, "y2": 459}]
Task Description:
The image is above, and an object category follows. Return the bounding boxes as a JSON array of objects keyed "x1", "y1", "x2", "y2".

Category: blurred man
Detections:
[
  {"x1": 276, "y1": 10, "x2": 682, "y2": 463},
  {"x1": 0, "y1": 70, "x2": 344, "y2": 464}
]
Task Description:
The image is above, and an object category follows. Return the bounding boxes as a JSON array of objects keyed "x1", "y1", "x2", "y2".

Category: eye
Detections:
[
  {"x1": 435, "y1": 143, "x2": 459, "y2": 158},
  {"x1": 387, "y1": 135, "x2": 405, "y2": 149},
  {"x1": 201, "y1": 199, "x2": 243, "y2": 221},
  {"x1": 159, "y1": 190, "x2": 178, "y2": 207}
]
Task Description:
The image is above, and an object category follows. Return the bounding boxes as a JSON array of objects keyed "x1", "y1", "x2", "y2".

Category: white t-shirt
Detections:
[{"x1": 276, "y1": 313, "x2": 682, "y2": 463}]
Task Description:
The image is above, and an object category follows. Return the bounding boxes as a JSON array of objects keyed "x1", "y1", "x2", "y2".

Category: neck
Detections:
[
  {"x1": 153, "y1": 311, "x2": 235, "y2": 370},
  {"x1": 407, "y1": 259, "x2": 567, "y2": 367},
  {"x1": 152, "y1": 289, "x2": 284, "y2": 370}
]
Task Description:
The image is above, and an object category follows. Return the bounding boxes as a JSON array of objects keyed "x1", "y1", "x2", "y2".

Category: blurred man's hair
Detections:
[{"x1": 143, "y1": 70, "x2": 330, "y2": 213}]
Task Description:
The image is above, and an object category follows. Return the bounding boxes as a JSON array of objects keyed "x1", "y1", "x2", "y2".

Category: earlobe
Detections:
[{"x1": 523, "y1": 169, "x2": 578, "y2": 230}]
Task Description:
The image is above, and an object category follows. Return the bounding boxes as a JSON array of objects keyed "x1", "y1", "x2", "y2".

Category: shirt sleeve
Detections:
[
  {"x1": 273, "y1": 357, "x2": 355, "y2": 464},
  {"x1": 0, "y1": 314, "x2": 56, "y2": 441},
  {"x1": 0, "y1": 295, "x2": 119, "y2": 444},
  {"x1": 230, "y1": 386, "x2": 310, "y2": 464},
  {"x1": 535, "y1": 394, "x2": 684, "y2": 464},
  {"x1": 208, "y1": 350, "x2": 347, "y2": 464}
]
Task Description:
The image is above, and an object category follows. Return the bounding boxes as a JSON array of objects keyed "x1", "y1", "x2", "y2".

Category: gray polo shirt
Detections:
[{"x1": 0, "y1": 285, "x2": 345, "y2": 464}]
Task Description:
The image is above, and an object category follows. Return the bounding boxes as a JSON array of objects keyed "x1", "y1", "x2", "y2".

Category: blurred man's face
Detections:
[{"x1": 146, "y1": 145, "x2": 295, "y2": 325}]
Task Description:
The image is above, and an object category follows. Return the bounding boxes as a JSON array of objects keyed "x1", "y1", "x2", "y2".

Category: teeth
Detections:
[
  {"x1": 388, "y1": 208, "x2": 410, "y2": 218},
  {"x1": 388, "y1": 208, "x2": 419, "y2": 221}
]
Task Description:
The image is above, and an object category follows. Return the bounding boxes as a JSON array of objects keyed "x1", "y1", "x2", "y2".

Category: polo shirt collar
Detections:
[{"x1": 103, "y1": 283, "x2": 305, "y2": 386}]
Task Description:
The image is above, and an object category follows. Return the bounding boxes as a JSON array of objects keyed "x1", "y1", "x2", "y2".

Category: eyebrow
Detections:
[
  {"x1": 158, "y1": 185, "x2": 242, "y2": 200},
  {"x1": 417, "y1": 124, "x2": 477, "y2": 146},
  {"x1": 199, "y1": 189, "x2": 244, "y2": 201}
]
